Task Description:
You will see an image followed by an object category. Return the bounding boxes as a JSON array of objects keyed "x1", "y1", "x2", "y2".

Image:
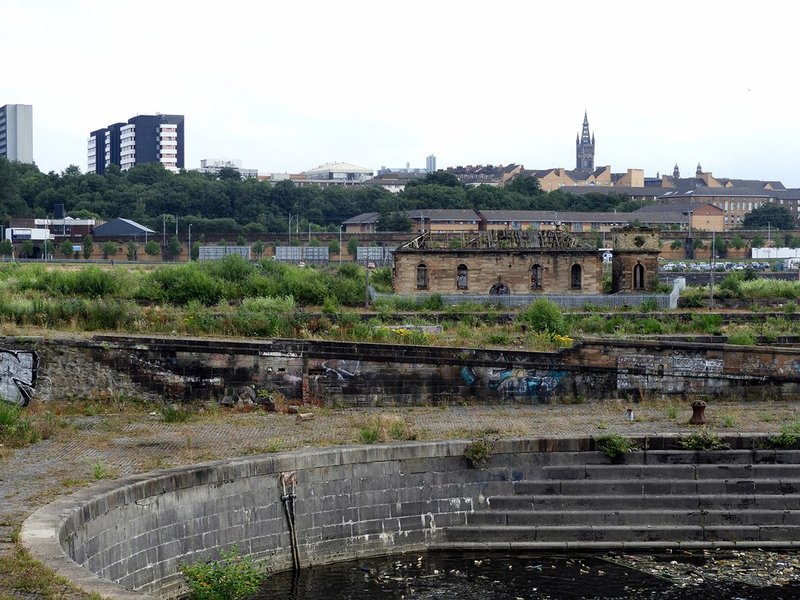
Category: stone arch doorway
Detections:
[
  {"x1": 489, "y1": 281, "x2": 510, "y2": 295},
  {"x1": 633, "y1": 262, "x2": 645, "y2": 290}
]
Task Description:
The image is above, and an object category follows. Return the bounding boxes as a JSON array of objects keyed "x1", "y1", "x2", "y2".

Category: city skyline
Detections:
[{"x1": 3, "y1": 0, "x2": 799, "y2": 186}]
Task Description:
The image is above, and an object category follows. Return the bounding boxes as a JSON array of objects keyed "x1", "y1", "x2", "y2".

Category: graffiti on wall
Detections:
[
  {"x1": 617, "y1": 354, "x2": 724, "y2": 393},
  {"x1": 461, "y1": 366, "x2": 566, "y2": 402},
  {"x1": 0, "y1": 349, "x2": 39, "y2": 406}
]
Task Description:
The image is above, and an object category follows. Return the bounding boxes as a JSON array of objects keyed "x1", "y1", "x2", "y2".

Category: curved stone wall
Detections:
[
  {"x1": 22, "y1": 439, "x2": 542, "y2": 599},
  {"x1": 21, "y1": 435, "x2": 779, "y2": 599}
]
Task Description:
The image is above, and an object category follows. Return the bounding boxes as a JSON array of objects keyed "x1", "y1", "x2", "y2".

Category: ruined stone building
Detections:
[
  {"x1": 393, "y1": 228, "x2": 604, "y2": 295},
  {"x1": 392, "y1": 227, "x2": 661, "y2": 296}
]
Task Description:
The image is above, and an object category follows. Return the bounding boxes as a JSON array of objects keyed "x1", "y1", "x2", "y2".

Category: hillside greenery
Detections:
[{"x1": 0, "y1": 158, "x2": 648, "y2": 236}]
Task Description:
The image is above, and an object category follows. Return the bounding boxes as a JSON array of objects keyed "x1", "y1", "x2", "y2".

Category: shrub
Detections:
[
  {"x1": 639, "y1": 298, "x2": 658, "y2": 313},
  {"x1": 102, "y1": 242, "x2": 118, "y2": 260},
  {"x1": 144, "y1": 240, "x2": 161, "y2": 256},
  {"x1": 679, "y1": 428, "x2": 730, "y2": 451},
  {"x1": 82, "y1": 235, "x2": 94, "y2": 259},
  {"x1": 518, "y1": 298, "x2": 566, "y2": 336},
  {"x1": 180, "y1": 546, "x2": 266, "y2": 600},
  {"x1": 60, "y1": 239, "x2": 74, "y2": 257},
  {"x1": 82, "y1": 298, "x2": 139, "y2": 331},
  {"x1": 142, "y1": 265, "x2": 223, "y2": 306},
  {"x1": 0, "y1": 401, "x2": 38, "y2": 447},
  {"x1": 69, "y1": 267, "x2": 122, "y2": 297},
  {"x1": 726, "y1": 330, "x2": 757, "y2": 346},
  {"x1": 162, "y1": 404, "x2": 192, "y2": 423},
  {"x1": 691, "y1": 313, "x2": 723, "y2": 335},
  {"x1": 202, "y1": 254, "x2": 255, "y2": 283},
  {"x1": 770, "y1": 422, "x2": 800, "y2": 448},
  {"x1": 464, "y1": 437, "x2": 493, "y2": 469},
  {"x1": 347, "y1": 237, "x2": 359, "y2": 257},
  {"x1": 358, "y1": 424, "x2": 381, "y2": 444},
  {"x1": 596, "y1": 434, "x2": 635, "y2": 458},
  {"x1": 636, "y1": 317, "x2": 663, "y2": 335}
]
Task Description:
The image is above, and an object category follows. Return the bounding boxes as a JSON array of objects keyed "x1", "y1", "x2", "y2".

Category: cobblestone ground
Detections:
[{"x1": 2, "y1": 399, "x2": 800, "y2": 598}]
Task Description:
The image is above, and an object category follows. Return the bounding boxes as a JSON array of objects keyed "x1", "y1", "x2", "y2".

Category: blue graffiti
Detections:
[{"x1": 461, "y1": 366, "x2": 566, "y2": 401}]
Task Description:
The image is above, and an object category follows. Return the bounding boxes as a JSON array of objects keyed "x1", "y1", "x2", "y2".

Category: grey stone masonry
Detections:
[
  {"x1": 437, "y1": 441, "x2": 800, "y2": 551},
  {"x1": 21, "y1": 435, "x2": 800, "y2": 599}
]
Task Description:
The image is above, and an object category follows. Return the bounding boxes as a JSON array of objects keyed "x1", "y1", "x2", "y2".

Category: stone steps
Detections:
[
  {"x1": 541, "y1": 463, "x2": 800, "y2": 480},
  {"x1": 443, "y1": 524, "x2": 792, "y2": 543},
  {"x1": 468, "y1": 508, "x2": 800, "y2": 527},
  {"x1": 436, "y1": 449, "x2": 800, "y2": 549},
  {"x1": 536, "y1": 450, "x2": 800, "y2": 466},
  {"x1": 514, "y1": 478, "x2": 800, "y2": 495},
  {"x1": 487, "y1": 493, "x2": 800, "y2": 511}
]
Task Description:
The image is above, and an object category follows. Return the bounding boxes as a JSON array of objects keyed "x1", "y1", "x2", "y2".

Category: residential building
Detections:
[
  {"x1": 197, "y1": 159, "x2": 258, "y2": 179},
  {"x1": 445, "y1": 164, "x2": 523, "y2": 186},
  {"x1": 407, "y1": 209, "x2": 481, "y2": 233},
  {"x1": 363, "y1": 171, "x2": 426, "y2": 193},
  {"x1": 87, "y1": 114, "x2": 184, "y2": 174},
  {"x1": 0, "y1": 104, "x2": 33, "y2": 163},
  {"x1": 633, "y1": 202, "x2": 724, "y2": 232},
  {"x1": 426, "y1": 155, "x2": 436, "y2": 173},
  {"x1": 344, "y1": 208, "x2": 697, "y2": 235}
]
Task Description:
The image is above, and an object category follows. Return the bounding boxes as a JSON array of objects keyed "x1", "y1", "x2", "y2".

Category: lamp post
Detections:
[
  {"x1": 365, "y1": 262, "x2": 374, "y2": 308},
  {"x1": 683, "y1": 210, "x2": 693, "y2": 260},
  {"x1": 188, "y1": 224, "x2": 192, "y2": 262},
  {"x1": 710, "y1": 230, "x2": 715, "y2": 310}
]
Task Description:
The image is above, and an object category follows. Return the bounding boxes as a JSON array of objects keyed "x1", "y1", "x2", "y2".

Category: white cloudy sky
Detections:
[{"x1": 4, "y1": 0, "x2": 799, "y2": 186}]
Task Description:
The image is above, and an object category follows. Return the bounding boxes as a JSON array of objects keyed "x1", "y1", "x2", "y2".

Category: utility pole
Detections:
[
  {"x1": 710, "y1": 230, "x2": 715, "y2": 310},
  {"x1": 339, "y1": 225, "x2": 342, "y2": 264}
]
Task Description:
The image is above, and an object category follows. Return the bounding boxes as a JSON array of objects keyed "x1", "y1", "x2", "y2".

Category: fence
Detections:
[
  {"x1": 356, "y1": 246, "x2": 396, "y2": 266},
  {"x1": 274, "y1": 246, "x2": 329, "y2": 263},
  {"x1": 198, "y1": 246, "x2": 251, "y2": 260}
]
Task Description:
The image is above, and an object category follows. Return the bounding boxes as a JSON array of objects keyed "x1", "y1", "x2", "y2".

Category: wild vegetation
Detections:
[
  {"x1": 1, "y1": 259, "x2": 800, "y2": 350},
  {"x1": 0, "y1": 158, "x2": 649, "y2": 235}
]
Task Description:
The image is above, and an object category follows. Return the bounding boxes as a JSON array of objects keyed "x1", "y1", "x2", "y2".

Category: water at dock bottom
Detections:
[{"x1": 260, "y1": 550, "x2": 800, "y2": 600}]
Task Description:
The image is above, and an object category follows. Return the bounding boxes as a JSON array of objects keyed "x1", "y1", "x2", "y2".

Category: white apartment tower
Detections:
[{"x1": 0, "y1": 104, "x2": 33, "y2": 163}]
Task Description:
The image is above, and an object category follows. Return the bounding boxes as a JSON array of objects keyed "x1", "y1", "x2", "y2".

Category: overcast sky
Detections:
[{"x1": 4, "y1": 0, "x2": 799, "y2": 186}]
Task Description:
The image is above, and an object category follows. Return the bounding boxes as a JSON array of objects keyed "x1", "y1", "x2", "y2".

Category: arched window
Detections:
[
  {"x1": 633, "y1": 263, "x2": 645, "y2": 290},
  {"x1": 570, "y1": 264, "x2": 582, "y2": 290},
  {"x1": 489, "y1": 281, "x2": 510, "y2": 295},
  {"x1": 456, "y1": 264, "x2": 469, "y2": 290},
  {"x1": 530, "y1": 264, "x2": 543, "y2": 290},
  {"x1": 416, "y1": 263, "x2": 428, "y2": 289}
]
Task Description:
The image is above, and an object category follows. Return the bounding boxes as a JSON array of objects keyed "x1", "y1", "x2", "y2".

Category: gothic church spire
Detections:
[{"x1": 575, "y1": 111, "x2": 595, "y2": 171}]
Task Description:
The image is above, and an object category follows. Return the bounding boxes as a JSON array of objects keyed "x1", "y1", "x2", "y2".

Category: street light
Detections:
[
  {"x1": 710, "y1": 230, "x2": 716, "y2": 310},
  {"x1": 188, "y1": 224, "x2": 192, "y2": 262},
  {"x1": 365, "y1": 262, "x2": 375, "y2": 308}
]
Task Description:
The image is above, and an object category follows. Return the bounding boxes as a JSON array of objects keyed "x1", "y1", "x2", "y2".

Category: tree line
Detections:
[{"x1": 0, "y1": 159, "x2": 651, "y2": 236}]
